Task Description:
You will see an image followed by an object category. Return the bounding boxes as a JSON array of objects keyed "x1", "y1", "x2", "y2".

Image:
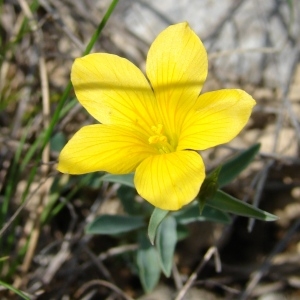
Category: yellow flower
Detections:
[{"x1": 57, "y1": 22, "x2": 255, "y2": 211}]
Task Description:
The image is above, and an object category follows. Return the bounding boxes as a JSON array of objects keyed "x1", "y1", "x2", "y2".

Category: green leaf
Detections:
[
  {"x1": 137, "y1": 233, "x2": 161, "y2": 293},
  {"x1": 156, "y1": 216, "x2": 177, "y2": 277},
  {"x1": 86, "y1": 214, "x2": 145, "y2": 235},
  {"x1": 101, "y1": 173, "x2": 135, "y2": 188},
  {"x1": 218, "y1": 143, "x2": 261, "y2": 187},
  {"x1": 206, "y1": 190, "x2": 278, "y2": 221},
  {"x1": 174, "y1": 203, "x2": 231, "y2": 225},
  {"x1": 148, "y1": 208, "x2": 169, "y2": 245}
]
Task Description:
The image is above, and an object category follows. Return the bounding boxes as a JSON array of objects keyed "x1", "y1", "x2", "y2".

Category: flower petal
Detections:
[
  {"x1": 71, "y1": 53, "x2": 157, "y2": 133},
  {"x1": 57, "y1": 124, "x2": 155, "y2": 174},
  {"x1": 146, "y1": 22, "x2": 208, "y2": 139},
  {"x1": 178, "y1": 89, "x2": 256, "y2": 150},
  {"x1": 134, "y1": 151, "x2": 205, "y2": 211}
]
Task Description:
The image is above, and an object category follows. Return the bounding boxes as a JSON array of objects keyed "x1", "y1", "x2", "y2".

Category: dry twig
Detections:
[{"x1": 174, "y1": 246, "x2": 221, "y2": 300}]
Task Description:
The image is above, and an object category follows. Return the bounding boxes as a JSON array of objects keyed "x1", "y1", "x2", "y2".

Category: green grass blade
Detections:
[
  {"x1": 83, "y1": 0, "x2": 119, "y2": 56},
  {"x1": 42, "y1": 0, "x2": 119, "y2": 152},
  {"x1": 0, "y1": 280, "x2": 30, "y2": 300},
  {"x1": 18, "y1": 0, "x2": 120, "y2": 217},
  {"x1": 2, "y1": 122, "x2": 32, "y2": 222},
  {"x1": 21, "y1": 0, "x2": 120, "y2": 170}
]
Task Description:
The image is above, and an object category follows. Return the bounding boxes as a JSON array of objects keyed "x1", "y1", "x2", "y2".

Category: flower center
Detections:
[{"x1": 148, "y1": 124, "x2": 174, "y2": 153}]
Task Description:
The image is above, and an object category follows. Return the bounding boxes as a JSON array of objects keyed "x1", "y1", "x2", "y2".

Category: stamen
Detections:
[
  {"x1": 148, "y1": 124, "x2": 174, "y2": 153},
  {"x1": 158, "y1": 135, "x2": 167, "y2": 143},
  {"x1": 151, "y1": 124, "x2": 163, "y2": 135},
  {"x1": 149, "y1": 135, "x2": 160, "y2": 144}
]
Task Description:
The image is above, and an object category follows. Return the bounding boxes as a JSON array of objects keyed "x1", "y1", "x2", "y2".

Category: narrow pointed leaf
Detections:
[
  {"x1": 101, "y1": 173, "x2": 135, "y2": 188},
  {"x1": 174, "y1": 203, "x2": 231, "y2": 225},
  {"x1": 148, "y1": 208, "x2": 169, "y2": 245},
  {"x1": 218, "y1": 143, "x2": 261, "y2": 187},
  {"x1": 156, "y1": 216, "x2": 177, "y2": 277},
  {"x1": 86, "y1": 214, "x2": 145, "y2": 235},
  {"x1": 137, "y1": 233, "x2": 161, "y2": 293},
  {"x1": 206, "y1": 190, "x2": 278, "y2": 221}
]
